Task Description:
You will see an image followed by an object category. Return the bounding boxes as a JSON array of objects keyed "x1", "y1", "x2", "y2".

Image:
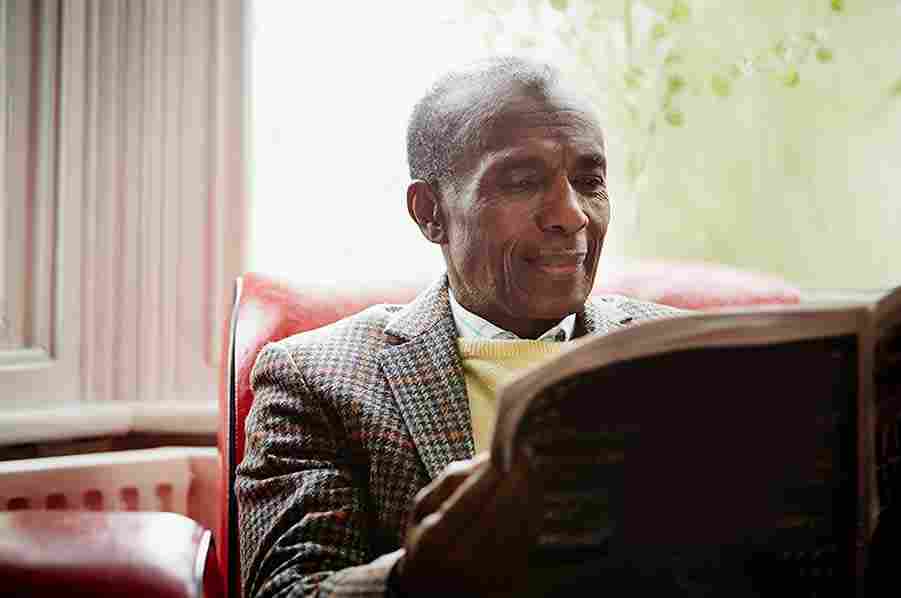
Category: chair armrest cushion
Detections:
[{"x1": 0, "y1": 511, "x2": 222, "y2": 598}]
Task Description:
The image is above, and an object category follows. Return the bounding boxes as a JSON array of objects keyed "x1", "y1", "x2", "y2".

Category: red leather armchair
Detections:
[
  {"x1": 216, "y1": 261, "x2": 801, "y2": 597},
  {"x1": 13, "y1": 255, "x2": 894, "y2": 595},
  {"x1": 0, "y1": 511, "x2": 223, "y2": 598}
]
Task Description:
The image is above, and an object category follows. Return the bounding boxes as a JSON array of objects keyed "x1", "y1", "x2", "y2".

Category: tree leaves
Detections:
[
  {"x1": 665, "y1": 109, "x2": 684, "y2": 126},
  {"x1": 890, "y1": 78, "x2": 901, "y2": 98},
  {"x1": 783, "y1": 67, "x2": 801, "y2": 87},
  {"x1": 667, "y1": 74, "x2": 686, "y2": 94},
  {"x1": 670, "y1": 0, "x2": 690, "y2": 24},
  {"x1": 624, "y1": 65, "x2": 646, "y2": 90},
  {"x1": 711, "y1": 73, "x2": 732, "y2": 98},
  {"x1": 815, "y1": 47, "x2": 834, "y2": 63},
  {"x1": 651, "y1": 22, "x2": 668, "y2": 42},
  {"x1": 549, "y1": 0, "x2": 568, "y2": 12}
]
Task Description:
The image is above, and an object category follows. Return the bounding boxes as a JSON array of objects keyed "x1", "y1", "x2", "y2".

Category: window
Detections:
[
  {"x1": 0, "y1": 0, "x2": 244, "y2": 446},
  {"x1": 250, "y1": 1, "x2": 481, "y2": 284},
  {"x1": 1, "y1": 0, "x2": 72, "y2": 407},
  {"x1": 250, "y1": 1, "x2": 901, "y2": 292}
]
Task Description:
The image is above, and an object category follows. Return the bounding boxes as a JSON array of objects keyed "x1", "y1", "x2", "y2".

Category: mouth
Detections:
[{"x1": 526, "y1": 251, "x2": 587, "y2": 276}]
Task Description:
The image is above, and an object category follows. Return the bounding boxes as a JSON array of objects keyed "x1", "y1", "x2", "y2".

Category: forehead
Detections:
[{"x1": 477, "y1": 92, "x2": 605, "y2": 160}]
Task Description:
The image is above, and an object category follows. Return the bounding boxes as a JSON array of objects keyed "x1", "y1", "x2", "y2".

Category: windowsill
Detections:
[{"x1": 0, "y1": 401, "x2": 218, "y2": 447}]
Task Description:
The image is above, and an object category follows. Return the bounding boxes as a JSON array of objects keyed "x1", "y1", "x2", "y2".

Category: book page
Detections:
[
  {"x1": 873, "y1": 286, "x2": 901, "y2": 525},
  {"x1": 874, "y1": 287, "x2": 901, "y2": 398},
  {"x1": 495, "y1": 318, "x2": 867, "y2": 595},
  {"x1": 874, "y1": 285, "x2": 901, "y2": 331},
  {"x1": 495, "y1": 307, "x2": 866, "y2": 471}
]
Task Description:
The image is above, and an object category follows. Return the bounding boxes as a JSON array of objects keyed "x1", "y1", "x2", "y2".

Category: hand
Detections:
[{"x1": 395, "y1": 452, "x2": 545, "y2": 597}]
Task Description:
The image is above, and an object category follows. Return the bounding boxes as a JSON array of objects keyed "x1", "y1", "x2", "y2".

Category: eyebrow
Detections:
[
  {"x1": 494, "y1": 156, "x2": 546, "y2": 173},
  {"x1": 479, "y1": 146, "x2": 607, "y2": 182},
  {"x1": 575, "y1": 153, "x2": 607, "y2": 171},
  {"x1": 490, "y1": 150, "x2": 606, "y2": 169}
]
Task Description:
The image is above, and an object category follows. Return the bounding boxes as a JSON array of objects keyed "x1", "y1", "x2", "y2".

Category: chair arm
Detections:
[{"x1": 0, "y1": 511, "x2": 224, "y2": 598}]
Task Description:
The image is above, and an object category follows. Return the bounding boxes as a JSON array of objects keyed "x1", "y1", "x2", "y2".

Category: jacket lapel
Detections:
[
  {"x1": 378, "y1": 278, "x2": 626, "y2": 480},
  {"x1": 379, "y1": 276, "x2": 474, "y2": 480},
  {"x1": 580, "y1": 295, "x2": 633, "y2": 336}
]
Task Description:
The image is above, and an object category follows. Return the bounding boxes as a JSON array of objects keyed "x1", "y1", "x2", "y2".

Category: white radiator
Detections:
[{"x1": 0, "y1": 447, "x2": 219, "y2": 531}]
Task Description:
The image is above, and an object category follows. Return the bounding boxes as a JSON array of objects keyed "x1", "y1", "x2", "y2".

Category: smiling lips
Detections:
[{"x1": 527, "y1": 251, "x2": 587, "y2": 275}]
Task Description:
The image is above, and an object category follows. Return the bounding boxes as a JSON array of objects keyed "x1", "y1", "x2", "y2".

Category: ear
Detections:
[{"x1": 407, "y1": 180, "x2": 447, "y2": 244}]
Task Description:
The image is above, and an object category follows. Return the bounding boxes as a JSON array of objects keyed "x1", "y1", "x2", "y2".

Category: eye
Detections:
[
  {"x1": 509, "y1": 178, "x2": 540, "y2": 192},
  {"x1": 571, "y1": 175, "x2": 606, "y2": 195},
  {"x1": 502, "y1": 169, "x2": 543, "y2": 193}
]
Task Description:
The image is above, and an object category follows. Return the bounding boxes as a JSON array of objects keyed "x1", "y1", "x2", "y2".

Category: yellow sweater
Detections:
[{"x1": 457, "y1": 339, "x2": 570, "y2": 454}]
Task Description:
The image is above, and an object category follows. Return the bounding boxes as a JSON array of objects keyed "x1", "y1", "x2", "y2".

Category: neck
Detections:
[
  {"x1": 450, "y1": 291, "x2": 575, "y2": 339},
  {"x1": 489, "y1": 314, "x2": 565, "y2": 340}
]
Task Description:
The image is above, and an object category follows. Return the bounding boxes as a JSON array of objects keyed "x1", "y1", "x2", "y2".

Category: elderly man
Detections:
[{"x1": 237, "y1": 56, "x2": 679, "y2": 597}]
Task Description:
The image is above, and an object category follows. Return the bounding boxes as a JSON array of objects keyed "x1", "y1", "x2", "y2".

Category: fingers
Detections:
[
  {"x1": 452, "y1": 455, "x2": 539, "y2": 556},
  {"x1": 401, "y1": 453, "x2": 546, "y2": 596},
  {"x1": 402, "y1": 454, "x2": 497, "y2": 594},
  {"x1": 410, "y1": 453, "x2": 489, "y2": 525},
  {"x1": 430, "y1": 454, "x2": 500, "y2": 532},
  {"x1": 442, "y1": 455, "x2": 543, "y2": 593},
  {"x1": 410, "y1": 456, "x2": 499, "y2": 557}
]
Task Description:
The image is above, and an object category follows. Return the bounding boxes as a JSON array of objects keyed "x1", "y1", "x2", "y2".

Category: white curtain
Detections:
[{"x1": 0, "y1": 0, "x2": 246, "y2": 444}]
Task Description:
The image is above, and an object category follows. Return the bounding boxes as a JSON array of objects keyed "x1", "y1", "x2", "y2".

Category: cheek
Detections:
[
  {"x1": 586, "y1": 201, "x2": 610, "y2": 240},
  {"x1": 453, "y1": 216, "x2": 501, "y2": 278},
  {"x1": 475, "y1": 217, "x2": 521, "y2": 289}
]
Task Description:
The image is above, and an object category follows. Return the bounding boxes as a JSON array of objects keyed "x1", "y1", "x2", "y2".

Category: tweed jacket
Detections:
[{"x1": 236, "y1": 275, "x2": 682, "y2": 598}]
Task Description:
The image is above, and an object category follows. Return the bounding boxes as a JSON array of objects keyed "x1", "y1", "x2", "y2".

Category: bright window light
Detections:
[{"x1": 250, "y1": 1, "x2": 486, "y2": 285}]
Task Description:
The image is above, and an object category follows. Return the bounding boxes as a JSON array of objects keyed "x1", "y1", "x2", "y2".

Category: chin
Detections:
[
  {"x1": 522, "y1": 289, "x2": 588, "y2": 320},
  {"x1": 506, "y1": 269, "x2": 595, "y2": 319}
]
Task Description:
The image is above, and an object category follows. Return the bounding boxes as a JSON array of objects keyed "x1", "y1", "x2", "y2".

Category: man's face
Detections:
[{"x1": 440, "y1": 90, "x2": 609, "y2": 337}]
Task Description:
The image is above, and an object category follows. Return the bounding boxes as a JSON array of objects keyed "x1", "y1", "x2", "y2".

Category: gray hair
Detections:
[{"x1": 406, "y1": 56, "x2": 562, "y2": 193}]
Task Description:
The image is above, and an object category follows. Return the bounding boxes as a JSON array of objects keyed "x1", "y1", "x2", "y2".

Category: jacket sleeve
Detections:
[{"x1": 236, "y1": 342, "x2": 404, "y2": 598}]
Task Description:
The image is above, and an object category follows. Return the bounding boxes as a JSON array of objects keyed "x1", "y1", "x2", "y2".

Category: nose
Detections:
[{"x1": 536, "y1": 174, "x2": 589, "y2": 234}]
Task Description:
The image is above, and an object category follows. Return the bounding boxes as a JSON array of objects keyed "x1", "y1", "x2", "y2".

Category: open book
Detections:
[{"x1": 492, "y1": 286, "x2": 901, "y2": 596}]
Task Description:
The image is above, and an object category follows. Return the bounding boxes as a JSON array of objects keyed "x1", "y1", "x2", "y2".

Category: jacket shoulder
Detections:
[
  {"x1": 269, "y1": 303, "x2": 403, "y2": 376},
  {"x1": 590, "y1": 294, "x2": 689, "y2": 323}
]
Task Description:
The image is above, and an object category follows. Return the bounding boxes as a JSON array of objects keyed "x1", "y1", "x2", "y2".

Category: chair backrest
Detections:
[
  {"x1": 217, "y1": 274, "x2": 423, "y2": 597},
  {"x1": 217, "y1": 262, "x2": 801, "y2": 596}
]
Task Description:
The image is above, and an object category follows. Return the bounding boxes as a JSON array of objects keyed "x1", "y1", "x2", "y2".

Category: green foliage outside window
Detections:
[{"x1": 456, "y1": 0, "x2": 901, "y2": 289}]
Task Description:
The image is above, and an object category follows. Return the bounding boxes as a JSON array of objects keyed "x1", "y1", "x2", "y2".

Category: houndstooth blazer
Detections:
[{"x1": 236, "y1": 274, "x2": 682, "y2": 598}]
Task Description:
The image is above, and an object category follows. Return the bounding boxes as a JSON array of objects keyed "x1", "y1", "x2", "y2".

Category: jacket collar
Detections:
[
  {"x1": 379, "y1": 275, "x2": 473, "y2": 479},
  {"x1": 379, "y1": 273, "x2": 615, "y2": 479},
  {"x1": 383, "y1": 275, "x2": 454, "y2": 342},
  {"x1": 384, "y1": 275, "x2": 611, "y2": 341}
]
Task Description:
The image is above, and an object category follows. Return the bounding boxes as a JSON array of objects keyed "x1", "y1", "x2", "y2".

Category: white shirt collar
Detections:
[{"x1": 448, "y1": 289, "x2": 576, "y2": 342}]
